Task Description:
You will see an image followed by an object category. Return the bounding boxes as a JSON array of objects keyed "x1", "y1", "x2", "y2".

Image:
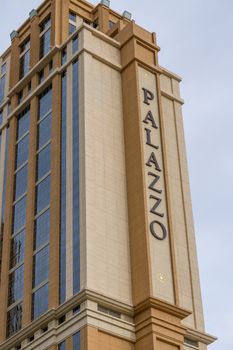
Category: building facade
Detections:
[{"x1": 0, "y1": 0, "x2": 216, "y2": 349}]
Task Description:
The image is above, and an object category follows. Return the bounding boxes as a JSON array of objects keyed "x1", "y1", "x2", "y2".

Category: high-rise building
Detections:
[{"x1": 0, "y1": 0, "x2": 216, "y2": 349}]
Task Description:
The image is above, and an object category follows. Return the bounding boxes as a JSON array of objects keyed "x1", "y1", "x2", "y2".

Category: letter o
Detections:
[{"x1": 150, "y1": 220, "x2": 167, "y2": 240}]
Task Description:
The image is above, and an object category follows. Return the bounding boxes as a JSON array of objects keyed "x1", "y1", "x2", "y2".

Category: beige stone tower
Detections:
[{"x1": 0, "y1": 0, "x2": 216, "y2": 349}]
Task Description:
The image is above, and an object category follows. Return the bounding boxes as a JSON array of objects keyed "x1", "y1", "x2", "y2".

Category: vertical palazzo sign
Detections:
[
  {"x1": 142, "y1": 86, "x2": 168, "y2": 241},
  {"x1": 138, "y1": 67, "x2": 174, "y2": 303}
]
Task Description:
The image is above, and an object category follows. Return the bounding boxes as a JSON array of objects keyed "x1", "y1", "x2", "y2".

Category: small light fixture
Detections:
[
  {"x1": 122, "y1": 11, "x2": 132, "y2": 20},
  {"x1": 10, "y1": 30, "x2": 19, "y2": 41},
  {"x1": 29, "y1": 9, "x2": 38, "y2": 20},
  {"x1": 100, "y1": 0, "x2": 110, "y2": 8}
]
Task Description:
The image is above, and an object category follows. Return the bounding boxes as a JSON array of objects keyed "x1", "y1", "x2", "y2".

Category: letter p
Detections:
[{"x1": 142, "y1": 88, "x2": 154, "y2": 105}]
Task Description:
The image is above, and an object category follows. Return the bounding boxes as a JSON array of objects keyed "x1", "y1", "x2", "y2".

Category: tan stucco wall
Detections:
[
  {"x1": 160, "y1": 72, "x2": 205, "y2": 331},
  {"x1": 79, "y1": 30, "x2": 132, "y2": 305}
]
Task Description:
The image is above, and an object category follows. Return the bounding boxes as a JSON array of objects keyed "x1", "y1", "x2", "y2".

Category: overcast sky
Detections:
[{"x1": 1, "y1": 1, "x2": 232, "y2": 348}]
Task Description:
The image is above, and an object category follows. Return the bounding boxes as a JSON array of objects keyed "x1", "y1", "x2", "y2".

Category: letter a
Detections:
[
  {"x1": 143, "y1": 111, "x2": 158, "y2": 129},
  {"x1": 146, "y1": 152, "x2": 161, "y2": 172}
]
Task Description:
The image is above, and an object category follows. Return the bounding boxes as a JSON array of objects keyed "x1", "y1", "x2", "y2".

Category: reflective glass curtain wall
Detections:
[
  {"x1": 0, "y1": 127, "x2": 9, "y2": 276},
  {"x1": 7, "y1": 106, "x2": 30, "y2": 337},
  {"x1": 72, "y1": 60, "x2": 80, "y2": 295},
  {"x1": 32, "y1": 86, "x2": 52, "y2": 320}
]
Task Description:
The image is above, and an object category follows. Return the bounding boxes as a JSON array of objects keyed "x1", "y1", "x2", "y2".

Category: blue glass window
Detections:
[
  {"x1": 14, "y1": 165, "x2": 28, "y2": 200},
  {"x1": 33, "y1": 245, "x2": 49, "y2": 288},
  {"x1": 40, "y1": 29, "x2": 51, "y2": 58},
  {"x1": 37, "y1": 143, "x2": 51, "y2": 180},
  {"x1": 12, "y1": 196, "x2": 27, "y2": 234},
  {"x1": 34, "y1": 209, "x2": 50, "y2": 250},
  {"x1": 58, "y1": 342, "x2": 66, "y2": 350},
  {"x1": 40, "y1": 17, "x2": 51, "y2": 32},
  {"x1": 8, "y1": 265, "x2": 24, "y2": 305},
  {"x1": 69, "y1": 11, "x2": 76, "y2": 22},
  {"x1": 0, "y1": 110, "x2": 3, "y2": 126},
  {"x1": 7, "y1": 303, "x2": 22, "y2": 337},
  {"x1": 38, "y1": 87, "x2": 52, "y2": 120},
  {"x1": 15, "y1": 135, "x2": 29, "y2": 169},
  {"x1": 73, "y1": 332, "x2": 80, "y2": 350},
  {"x1": 1, "y1": 63, "x2": 6, "y2": 75},
  {"x1": 32, "y1": 283, "x2": 48, "y2": 319},
  {"x1": 72, "y1": 60, "x2": 80, "y2": 294},
  {"x1": 37, "y1": 113, "x2": 51, "y2": 149},
  {"x1": 20, "y1": 38, "x2": 30, "y2": 53},
  {"x1": 61, "y1": 48, "x2": 67, "y2": 65},
  {"x1": 0, "y1": 75, "x2": 6, "y2": 104},
  {"x1": 20, "y1": 50, "x2": 30, "y2": 79},
  {"x1": 17, "y1": 107, "x2": 30, "y2": 139},
  {"x1": 69, "y1": 23, "x2": 76, "y2": 35},
  {"x1": 72, "y1": 36, "x2": 79, "y2": 53},
  {"x1": 10, "y1": 230, "x2": 25, "y2": 268},
  {"x1": 35, "y1": 176, "x2": 51, "y2": 214},
  {"x1": 1, "y1": 127, "x2": 9, "y2": 228}
]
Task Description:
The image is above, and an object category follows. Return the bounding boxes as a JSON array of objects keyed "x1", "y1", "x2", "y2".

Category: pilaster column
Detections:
[
  {"x1": 9, "y1": 35, "x2": 20, "y2": 89},
  {"x1": 30, "y1": 13, "x2": 40, "y2": 68},
  {"x1": 48, "y1": 74, "x2": 61, "y2": 308}
]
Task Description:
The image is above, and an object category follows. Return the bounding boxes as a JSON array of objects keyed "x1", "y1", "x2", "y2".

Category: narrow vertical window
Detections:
[
  {"x1": 73, "y1": 332, "x2": 80, "y2": 349},
  {"x1": 1, "y1": 127, "x2": 9, "y2": 235},
  {"x1": 58, "y1": 341, "x2": 66, "y2": 350},
  {"x1": 69, "y1": 23, "x2": 76, "y2": 35},
  {"x1": 61, "y1": 47, "x2": 67, "y2": 65},
  {"x1": 40, "y1": 17, "x2": 51, "y2": 59},
  {"x1": 72, "y1": 36, "x2": 79, "y2": 54},
  {"x1": 0, "y1": 62, "x2": 6, "y2": 104},
  {"x1": 0, "y1": 128, "x2": 9, "y2": 282},
  {"x1": 7, "y1": 304, "x2": 22, "y2": 337},
  {"x1": 32, "y1": 284, "x2": 48, "y2": 319},
  {"x1": 72, "y1": 60, "x2": 80, "y2": 294},
  {"x1": 10, "y1": 230, "x2": 25, "y2": 268},
  {"x1": 69, "y1": 11, "x2": 77, "y2": 22},
  {"x1": 69, "y1": 11, "x2": 77, "y2": 35},
  {"x1": 8, "y1": 265, "x2": 24, "y2": 305},
  {"x1": 0, "y1": 110, "x2": 3, "y2": 126},
  {"x1": 7, "y1": 105, "x2": 30, "y2": 337},
  {"x1": 0, "y1": 75, "x2": 5, "y2": 104},
  {"x1": 32, "y1": 86, "x2": 52, "y2": 320},
  {"x1": 19, "y1": 38, "x2": 30, "y2": 79}
]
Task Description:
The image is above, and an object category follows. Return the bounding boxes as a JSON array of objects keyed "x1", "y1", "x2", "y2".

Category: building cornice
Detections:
[
  {"x1": 186, "y1": 327, "x2": 218, "y2": 346},
  {"x1": 134, "y1": 296, "x2": 191, "y2": 320}
]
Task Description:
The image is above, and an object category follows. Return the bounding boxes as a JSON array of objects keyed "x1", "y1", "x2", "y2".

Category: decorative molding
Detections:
[
  {"x1": 161, "y1": 90, "x2": 185, "y2": 105},
  {"x1": 134, "y1": 296, "x2": 191, "y2": 320},
  {"x1": 186, "y1": 328, "x2": 217, "y2": 345}
]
